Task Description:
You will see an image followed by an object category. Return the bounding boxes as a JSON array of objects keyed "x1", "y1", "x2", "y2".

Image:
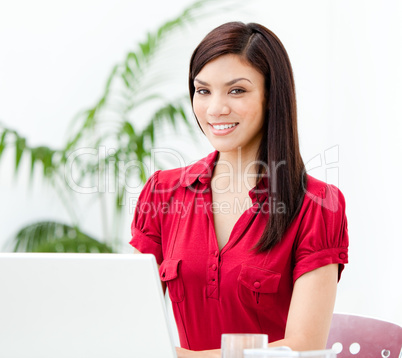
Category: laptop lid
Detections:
[{"x1": 0, "y1": 253, "x2": 177, "y2": 358}]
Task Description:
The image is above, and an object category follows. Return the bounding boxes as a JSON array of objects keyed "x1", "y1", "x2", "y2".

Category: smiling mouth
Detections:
[{"x1": 210, "y1": 123, "x2": 239, "y2": 130}]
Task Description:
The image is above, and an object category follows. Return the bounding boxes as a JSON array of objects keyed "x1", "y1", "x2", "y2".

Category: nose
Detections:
[{"x1": 206, "y1": 95, "x2": 230, "y2": 117}]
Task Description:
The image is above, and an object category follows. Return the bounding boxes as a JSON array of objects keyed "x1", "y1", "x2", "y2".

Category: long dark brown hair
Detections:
[{"x1": 189, "y1": 22, "x2": 306, "y2": 251}]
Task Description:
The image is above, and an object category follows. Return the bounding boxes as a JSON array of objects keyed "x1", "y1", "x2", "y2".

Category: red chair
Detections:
[{"x1": 326, "y1": 313, "x2": 402, "y2": 357}]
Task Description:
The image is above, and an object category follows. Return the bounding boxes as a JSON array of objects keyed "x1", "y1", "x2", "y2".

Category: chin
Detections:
[{"x1": 207, "y1": 141, "x2": 241, "y2": 154}]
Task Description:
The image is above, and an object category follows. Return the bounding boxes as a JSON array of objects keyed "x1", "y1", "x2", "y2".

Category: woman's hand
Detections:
[{"x1": 176, "y1": 347, "x2": 220, "y2": 358}]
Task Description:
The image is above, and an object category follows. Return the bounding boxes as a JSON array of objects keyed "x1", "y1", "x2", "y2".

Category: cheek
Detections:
[
  {"x1": 192, "y1": 100, "x2": 207, "y2": 123},
  {"x1": 250, "y1": 103, "x2": 266, "y2": 127}
]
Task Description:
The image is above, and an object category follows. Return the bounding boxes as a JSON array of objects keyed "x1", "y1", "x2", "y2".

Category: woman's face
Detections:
[{"x1": 193, "y1": 54, "x2": 266, "y2": 155}]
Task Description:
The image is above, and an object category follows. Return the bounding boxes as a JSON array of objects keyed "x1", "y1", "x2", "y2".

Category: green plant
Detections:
[
  {"x1": 0, "y1": 0, "x2": 246, "y2": 253},
  {"x1": 12, "y1": 221, "x2": 113, "y2": 253}
]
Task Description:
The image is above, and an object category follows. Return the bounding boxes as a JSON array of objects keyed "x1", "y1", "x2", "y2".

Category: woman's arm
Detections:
[{"x1": 269, "y1": 263, "x2": 338, "y2": 350}]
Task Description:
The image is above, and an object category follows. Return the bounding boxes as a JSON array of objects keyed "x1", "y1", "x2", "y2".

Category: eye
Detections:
[
  {"x1": 230, "y1": 88, "x2": 246, "y2": 94},
  {"x1": 195, "y1": 89, "x2": 210, "y2": 95}
]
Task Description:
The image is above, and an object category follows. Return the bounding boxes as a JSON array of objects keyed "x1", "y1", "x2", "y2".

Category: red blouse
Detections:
[{"x1": 130, "y1": 151, "x2": 349, "y2": 350}]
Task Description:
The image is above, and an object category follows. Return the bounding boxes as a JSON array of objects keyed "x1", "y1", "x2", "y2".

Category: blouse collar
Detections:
[{"x1": 180, "y1": 151, "x2": 268, "y2": 203}]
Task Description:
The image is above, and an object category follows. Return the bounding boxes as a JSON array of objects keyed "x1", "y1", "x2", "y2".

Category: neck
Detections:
[{"x1": 213, "y1": 147, "x2": 260, "y2": 191}]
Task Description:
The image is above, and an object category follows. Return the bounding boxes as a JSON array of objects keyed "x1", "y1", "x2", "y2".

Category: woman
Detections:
[{"x1": 130, "y1": 22, "x2": 348, "y2": 356}]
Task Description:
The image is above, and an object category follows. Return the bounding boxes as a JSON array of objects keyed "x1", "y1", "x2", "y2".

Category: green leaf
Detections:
[
  {"x1": 104, "y1": 64, "x2": 119, "y2": 93},
  {"x1": 12, "y1": 221, "x2": 113, "y2": 253},
  {"x1": 139, "y1": 40, "x2": 150, "y2": 58},
  {"x1": 121, "y1": 72, "x2": 131, "y2": 89},
  {"x1": 148, "y1": 120, "x2": 155, "y2": 143},
  {"x1": 127, "y1": 52, "x2": 140, "y2": 70},
  {"x1": 30, "y1": 146, "x2": 57, "y2": 179},
  {"x1": 124, "y1": 63, "x2": 134, "y2": 79},
  {"x1": 30, "y1": 147, "x2": 37, "y2": 179},
  {"x1": 0, "y1": 129, "x2": 8, "y2": 158},
  {"x1": 122, "y1": 121, "x2": 136, "y2": 137},
  {"x1": 15, "y1": 136, "x2": 26, "y2": 171},
  {"x1": 116, "y1": 187, "x2": 125, "y2": 211},
  {"x1": 34, "y1": 236, "x2": 113, "y2": 253}
]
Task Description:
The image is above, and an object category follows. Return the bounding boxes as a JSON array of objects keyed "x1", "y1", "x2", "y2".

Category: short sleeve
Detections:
[
  {"x1": 129, "y1": 170, "x2": 163, "y2": 265},
  {"x1": 293, "y1": 184, "x2": 349, "y2": 283}
]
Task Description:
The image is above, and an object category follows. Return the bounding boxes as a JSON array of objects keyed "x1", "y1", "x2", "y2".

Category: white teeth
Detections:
[{"x1": 212, "y1": 123, "x2": 237, "y2": 130}]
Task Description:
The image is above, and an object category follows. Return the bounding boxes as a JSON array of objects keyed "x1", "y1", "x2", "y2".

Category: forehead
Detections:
[{"x1": 195, "y1": 54, "x2": 263, "y2": 83}]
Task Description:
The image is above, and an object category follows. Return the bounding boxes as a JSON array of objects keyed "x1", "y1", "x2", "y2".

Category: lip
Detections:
[{"x1": 208, "y1": 122, "x2": 239, "y2": 136}]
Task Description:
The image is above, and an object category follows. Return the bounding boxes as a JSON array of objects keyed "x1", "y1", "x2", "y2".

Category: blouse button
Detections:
[
  {"x1": 214, "y1": 251, "x2": 219, "y2": 257},
  {"x1": 253, "y1": 281, "x2": 261, "y2": 289},
  {"x1": 211, "y1": 264, "x2": 217, "y2": 271},
  {"x1": 339, "y1": 252, "x2": 347, "y2": 260}
]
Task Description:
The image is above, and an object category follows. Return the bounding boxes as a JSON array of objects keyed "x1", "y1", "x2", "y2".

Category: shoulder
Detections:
[
  {"x1": 305, "y1": 174, "x2": 339, "y2": 196},
  {"x1": 155, "y1": 167, "x2": 184, "y2": 188},
  {"x1": 302, "y1": 174, "x2": 346, "y2": 213}
]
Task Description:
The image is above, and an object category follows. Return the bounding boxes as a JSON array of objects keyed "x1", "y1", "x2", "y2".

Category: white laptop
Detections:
[{"x1": 0, "y1": 253, "x2": 177, "y2": 358}]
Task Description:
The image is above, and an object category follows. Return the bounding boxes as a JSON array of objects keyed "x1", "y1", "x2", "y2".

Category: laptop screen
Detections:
[{"x1": 0, "y1": 253, "x2": 177, "y2": 358}]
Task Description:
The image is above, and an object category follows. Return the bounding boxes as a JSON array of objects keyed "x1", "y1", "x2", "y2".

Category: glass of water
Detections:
[{"x1": 221, "y1": 334, "x2": 268, "y2": 358}]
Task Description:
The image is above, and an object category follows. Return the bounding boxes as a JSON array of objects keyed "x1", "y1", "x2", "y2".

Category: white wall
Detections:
[{"x1": 1, "y1": 0, "x2": 401, "y2": 327}]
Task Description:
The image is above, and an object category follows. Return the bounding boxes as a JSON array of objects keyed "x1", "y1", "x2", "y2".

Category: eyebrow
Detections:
[{"x1": 194, "y1": 77, "x2": 252, "y2": 86}]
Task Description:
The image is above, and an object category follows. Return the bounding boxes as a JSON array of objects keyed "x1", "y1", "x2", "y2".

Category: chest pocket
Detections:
[
  {"x1": 159, "y1": 258, "x2": 185, "y2": 302},
  {"x1": 238, "y1": 264, "x2": 281, "y2": 310}
]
